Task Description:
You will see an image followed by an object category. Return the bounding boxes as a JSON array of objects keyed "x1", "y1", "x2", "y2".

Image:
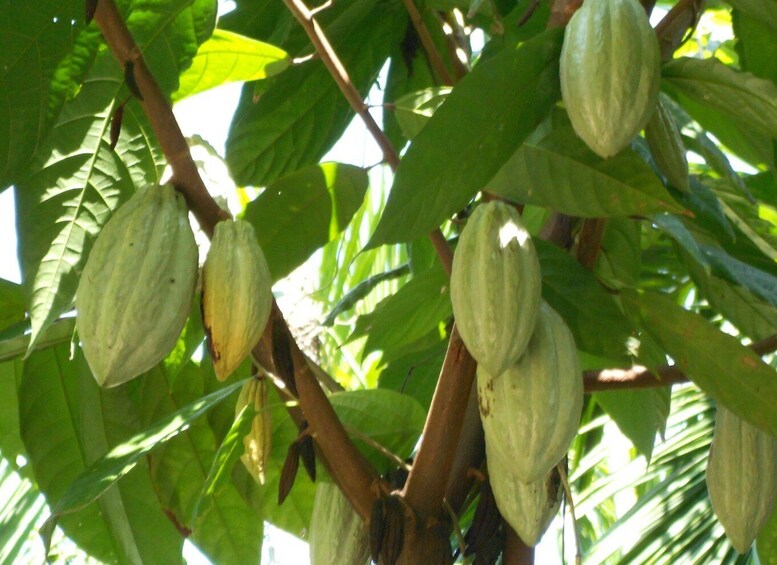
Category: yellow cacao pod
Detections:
[
  {"x1": 76, "y1": 184, "x2": 198, "y2": 387},
  {"x1": 487, "y1": 444, "x2": 562, "y2": 547},
  {"x1": 560, "y1": 0, "x2": 661, "y2": 158},
  {"x1": 308, "y1": 482, "x2": 370, "y2": 565},
  {"x1": 202, "y1": 219, "x2": 273, "y2": 380},
  {"x1": 478, "y1": 301, "x2": 582, "y2": 483},
  {"x1": 706, "y1": 405, "x2": 777, "y2": 554},
  {"x1": 236, "y1": 376, "x2": 272, "y2": 485},
  {"x1": 450, "y1": 201, "x2": 541, "y2": 376}
]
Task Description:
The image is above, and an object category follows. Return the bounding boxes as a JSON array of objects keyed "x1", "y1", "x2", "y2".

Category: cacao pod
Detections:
[
  {"x1": 308, "y1": 482, "x2": 370, "y2": 565},
  {"x1": 560, "y1": 0, "x2": 661, "y2": 158},
  {"x1": 487, "y1": 444, "x2": 562, "y2": 547},
  {"x1": 202, "y1": 219, "x2": 273, "y2": 380},
  {"x1": 236, "y1": 376, "x2": 272, "y2": 485},
  {"x1": 706, "y1": 405, "x2": 777, "y2": 554},
  {"x1": 450, "y1": 201, "x2": 541, "y2": 376},
  {"x1": 645, "y1": 97, "x2": 690, "y2": 193},
  {"x1": 477, "y1": 301, "x2": 582, "y2": 483},
  {"x1": 76, "y1": 184, "x2": 198, "y2": 387}
]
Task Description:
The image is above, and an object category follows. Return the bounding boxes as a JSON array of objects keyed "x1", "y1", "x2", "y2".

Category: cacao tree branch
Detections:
[
  {"x1": 504, "y1": 525, "x2": 535, "y2": 564},
  {"x1": 654, "y1": 0, "x2": 705, "y2": 61},
  {"x1": 93, "y1": 0, "x2": 379, "y2": 521},
  {"x1": 583, "y1": 332, "x2": 777, "y2": 391},
  {"x1": 574, "y1": 218, "x2": 606, "y2": 270},
  {"x1": 548, "y1": 0, "x2": 583, "y2": 28},
  {"x1": 400, "y1": 0, "x2": 454, "y2": 85},
  {"x1": 401, "y1": 326, "x2": 477, "y2": 519}
]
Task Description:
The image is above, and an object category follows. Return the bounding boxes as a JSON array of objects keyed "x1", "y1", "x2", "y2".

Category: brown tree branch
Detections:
[
  {"x1": 575, "y1": 218, "x2": 606, "y2": 271},
  {"x1": 93, "y1": 0, "x2": 378, "y2": 521},
  {"x1": 655, "y1": 0, "x2": 705, "y2": 61},
  {"x1": 400, "y1": 0, "x2": 454, "y2": 85},
  {"x1": 584, "y1": 332, "x2": 777, "y2": 392},
  {"x1": 504, "y1": 525, "x2": 535, "y2": 564},
  {"x1": 401, "y1": 326, "x2": 477, "y2": 520}
]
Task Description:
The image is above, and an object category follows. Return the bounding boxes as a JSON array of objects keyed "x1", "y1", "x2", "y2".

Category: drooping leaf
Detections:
[
  {"x1": 594, "y1": 388, "x2": 670, "y2": 461},
  {"x1": 0, "y1": 1, "x2": 101, "y2": 189},
  {"x1": 662, "y1": 57, "x2": 777, "y2": 139},
  {"x1": 727, "y1": 0, "x2": 777, "y2": 33},
  {"x1": 733, "y1": 11, "x2": 777, "y2": 85},
  {"x1": 394, "y1": 87, "x2": 452, "y2": 141},
  {"x1": 488, "y1": 127, "x2": 683, "y2": 217},
  {"x1": 536, "y1": 240, "x2": 633, "y2": 359},
  {"x1": 368, "y1": 27, "x2": 564, "y2": 246},
  {"x1": 322, "y1": 264, "x2": 411, "y2": 326},
  {"x1": 594, "y1": 218, "x2": 642, "y2": 290},
  {"x1": 242, "y1": 162, "x2": 369, "y2": 280},
  {"x1": 173, "y1": 29, "x2": 289, "y2": 101},
  {"x1": 623, "y1": 289, "x2": 777, "y2": 439},
  {"x1": 226, "y1": 2, "x2": 404, "y2": 186}
]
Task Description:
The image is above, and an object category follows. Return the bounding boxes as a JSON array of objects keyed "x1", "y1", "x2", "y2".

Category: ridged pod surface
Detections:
[
  {"x1": 76, "y1": 184, "x2": 198, "y2": 387},
  {"x1": 706, "y1": 405, "x2": 777, "y2": 554},
  {"x1": 236, "y1": 377, "x2": 272, "y2": 485},
  {"x1": 478, "y1": 301, "x2": 582, "y2": 483},
  {"x1": 309, "y1": 482, "x2": 370, "y2": 565},
  {"x1": 560, "y1": 0, "x2": 661, "y2": 158},
  {"x1": 202, "y1": 219, "x2": 273, "y2": 380},
  {"x1": 645, "y1": 97, "x2": 690, "y2": 192},
  {"x1": 487, "y1": 444, "x2": 563, "y2": 546},
  {"x1": 450, "y1": 201, "x2": 541, "y2": 376}
]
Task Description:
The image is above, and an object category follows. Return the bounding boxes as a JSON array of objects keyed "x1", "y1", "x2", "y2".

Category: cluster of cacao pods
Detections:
[
  {"x1": 77, "y1": 183, "x2": 274, "y2": 388},
  {"x1": 451, "y1": 201, "x2": 583, "y2": 546},
  {"x1": 705, "y1": 405, "x2": 777, "y2": 554}
]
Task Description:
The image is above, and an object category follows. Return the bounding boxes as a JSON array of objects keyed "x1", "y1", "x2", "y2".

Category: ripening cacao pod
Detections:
[
  {"x1": 487, "y1": 445, "x2": 563, "y2": 547},
  {"x1": 706, "y1": 405, "x2": 777, "y2": 554},
  {"x1": 76, "y1": 184, "x2": 198, "y2": 387},
  {"x1": 202, "y1": 219, "x2": 273, "y2": 380},
  {"x1": 560, "y1": 0, "x2": 661, "y2": 158},
  {"x1": 478, "y1": 301, "x2": 582, "y2": 483},
  {"x1": 308, "y1": 482, "x2": 370, "y2": 565},
  {"x1": 236, "y1": 376, "x2": 272, "y2": 485},
  {"x1": 450, "y1": 201, "x2": 541, "y2": 376},
  {"x1": 645, "y1": 97, "x2": 690, "y2": 193}
]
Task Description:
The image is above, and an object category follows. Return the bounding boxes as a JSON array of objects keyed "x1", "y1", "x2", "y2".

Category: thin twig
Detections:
[
  {"x1": 442, "y1": 498, "x2": 467, "y2": 558},
  {"x1": 344, "y1": 425, "x2": 412, "y2": 471},
  {"x1": 401, "y1": 0, "x2": 454, "y2": 85},
  {"x1": 556, "y1": 463, "x2": 582, "y2": 565}
]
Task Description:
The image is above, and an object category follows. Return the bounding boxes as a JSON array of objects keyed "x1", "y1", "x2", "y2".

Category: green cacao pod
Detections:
[
  {"x1": 560, "y1": 0, "x2": 661, "y2": 158},
  {"x1": 76, "y1": 184, "x2": 198, "y2": 387},
  {"x1": 309, "y1": 482, "x2": 370, "y2": 565},
  {"x1": 478, "y1": 301, "x2": 582, "y2": 483},
  {"x1": 236, "y1": 376, "x2": 272, "y2": 485},
  {"x1": 645, "y1": 97, "x2": 690, "y2": 192},
  {"x1": 202, "y1": 219, "x2": 273, "y2": 380},
  {"x1": 450, "y1": 201, "x2": 541, "y2": 376},
  {"x1": 706, "y1": 405, "x2": 777, "y2": 554},
  {"x1": 487, "y1": 444, "x2": 563, "y2": 547}
]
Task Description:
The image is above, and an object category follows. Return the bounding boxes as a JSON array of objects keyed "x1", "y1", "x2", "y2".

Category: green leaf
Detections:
[
  {"x1": 757, "y1": 504, "x2": 777, "y2": 564},
  {"x1": 226, "y1": 2, "x2": 404, "y2": 186},
  {"x1": 0, "y1": 1, "x2": 101, "y2": 189},
  {"x1": 322, "y1": 264, "x2": 411, "y2": 326},
  {"x1": 489, "y1": 127, "x2": 683, "y2": 217},
  {"x1": 368, "y1": 28, "x2": 564, "y2": 246},
  {"x1": 536, "y1": 240, "x2": 633, "y2": 358},
  {"x1": 22, "y1": 345, "x2": 184, "y2": 563},
  {"x1": 0, "y1": 279, "x2": 27, "y2": 332},
  {"x1": 218, "y1": 0, "x2": 293, "y2": 44},
  {"x1": 378, "y1": 340, "x2": 447, "y2": 411},
  {"x1": 662, "y1": 57, "x2": 777, "y2": 140},
  {"x1": 173, "y1": 29, "x2": 289, "y2": 101},
  {"x1": 624, "y1": 289, "x2": 777, "y2": 439},
  {"x1": 394, "y1": 87, "x2": 452, "y2": 140},
  {"x1": 351, "y1": 266, "x2": 451, "y2": 361},
  {"x1": 594, "y1": 388, "x2": 670, "y2": 461},
  {"x1": 727, "y1": 0, "x2": 777, "y2": 33},
  {"x1": 0, "y1": 318, "x2": 75, "y2": 363},
  {"x1": 0, "y1": 361, "x2": 27, "y2": 472},
  {"x1": 242, "y1": 163, "x2": 369, "y2": 280},
  {"x1": 734, "y1": 11, "x2": 777, "y2": 84},
  {"x1": 594, "y1": 218, "x2": 642, "y2": 289}
]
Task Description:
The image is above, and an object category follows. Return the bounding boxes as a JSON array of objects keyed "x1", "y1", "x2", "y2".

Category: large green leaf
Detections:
[
  {"x1": 662, "y1": 57, "x2": 777, "y2": 140},
  {"x1": 16, "y1": 0, "x2": 216, "y2": 353},
  {"x1": 734, "y1": 11, "x2": 777, "y2": 84},
  {"x1": 20, "y1": 345, "x2": 183, "y2": 563},
  {"x1": 139, "y1": 364, "x2": 263, "y2": 565},
  {"x1": 0, "y1": 361, "x2": 26, "y2": 471},
  {"x1": 242, "y1": 163, "x2": 369, "y2": 280},
  {"x1": 225, "y1": 1, "x2": 404, "y2": 186},
  {"x1": 489, "y1": 127, "x2": 682, "y2": 217},
  {"x1": 173, "y1": 29, "x2": 289, "y2": 101},
  {"x1": 0, "y1": 279, "x2": 27, "y2": 333},
  {"x1": 350, "y1": 266, "x2": 451, "y2": 361},
  {"x1": 0, "y1": 1, "x2": 101, "y2": 189},
  {"x1": 369, "y1": 28, "x2": 564, "y2": 246},
  {"x1": 378, "y1": 340, "x2": 447, "y2": 412},
  {"x1": 624, "y1": 289, "x2": 777, "y2": 439},
  {"x1": 536, "y1": 240, "x2": 633, "y2": 359},
  {"x1": 757, "y1": 505, "x2": 777, "y2": 564},
  {"x1": 727, "y1": 0, "x2": 777, "y2": 33}
]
